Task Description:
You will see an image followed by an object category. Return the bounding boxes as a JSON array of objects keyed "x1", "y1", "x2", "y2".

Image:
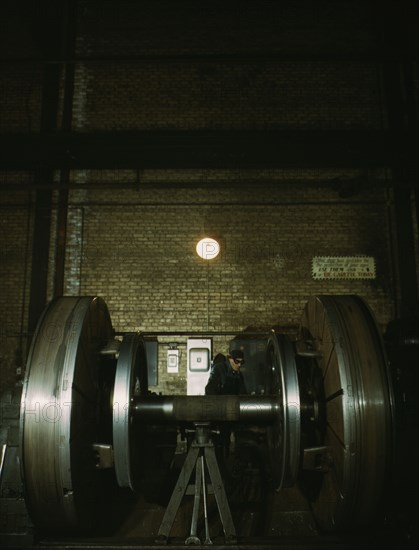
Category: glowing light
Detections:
[{"x1": 196, "y1": 238, "x2": 220, "y2": 260}]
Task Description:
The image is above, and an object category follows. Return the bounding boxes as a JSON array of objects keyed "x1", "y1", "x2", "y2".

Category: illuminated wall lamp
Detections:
[{"x1": 196, "y1": 237, "x2": 220, "y2": 260}]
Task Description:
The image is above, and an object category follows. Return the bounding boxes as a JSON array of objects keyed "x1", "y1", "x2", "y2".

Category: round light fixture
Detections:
[{"x1": 196, "y1": 237, "x2": 220, "y2": 260}]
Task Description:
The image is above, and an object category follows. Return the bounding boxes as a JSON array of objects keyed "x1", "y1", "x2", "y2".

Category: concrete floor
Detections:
[
  {"x1": 31, "y1": 437, "x2": 414, "y2": 550},
  {"x1": 1, "y1": 427, "x2": 416, "y2": 549}
]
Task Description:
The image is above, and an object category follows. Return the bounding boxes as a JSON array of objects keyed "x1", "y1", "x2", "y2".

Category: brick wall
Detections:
[
  {"x1": 0, "y1": 66, "x2": 42, "y2": 133},
  {"x1": 72, "y1": 60, "x2": 382, "y2": 131},
  {"x1": 61, "y1": 177, "x2": 393, "y2": 394},
  {"x1": 0, "y1": 189, "x2": 33, "y2": 392},
  {"x1": 76, "y1": 1, "x2": 376, "y2": 56},
  {"x1": 72, "y1": 1, "x2": 382, "y2": 132}
]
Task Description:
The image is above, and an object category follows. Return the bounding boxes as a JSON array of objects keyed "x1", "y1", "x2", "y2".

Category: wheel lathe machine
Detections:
[{"x1": 0, "y1": 294, "x2": 413, "y2": 548}]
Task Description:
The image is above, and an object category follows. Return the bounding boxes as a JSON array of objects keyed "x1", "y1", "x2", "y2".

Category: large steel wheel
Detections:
[
  {"x1": 20, "y1": 296, "x2": 114, "y2": 532},
  {"x1": 113, "y1": 333, "x2": 148, "y2": 491},
  {"x1": 265, "y1": 333, "x2": 300, "y2": 490},
  {"x1": 298, "y1": 295, "x2": 394, "y2": 532}
]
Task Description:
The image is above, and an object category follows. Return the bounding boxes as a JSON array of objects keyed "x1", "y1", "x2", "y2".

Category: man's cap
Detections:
[{"x1": 230, "y1": 349, "x2": 245, "y2": 362}]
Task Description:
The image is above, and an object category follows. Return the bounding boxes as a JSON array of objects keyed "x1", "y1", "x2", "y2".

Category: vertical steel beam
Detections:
[
  {"x1": 28, "y1": 2, "x2": 78, "y2": 334},
  {"x1": 392, "y1": 185, "x2": 418, "y2": 317},
  {"x1": 379, "y1": 0, "x2": 419, "y2": 317},
  {"x1": 54, "y1": 0, "x2": 77, "y2": 297}
]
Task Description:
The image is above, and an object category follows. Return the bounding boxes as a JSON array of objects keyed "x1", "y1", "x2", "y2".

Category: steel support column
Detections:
[
  {"x1": 379, "y1": 0, "x2": 419, "y2": 316},
  {"x1": 53, "y1": 0, "x2": 77, "y2": 297},
  {"x1": 28, "y1": 1, "x2": 78, "y2": 334}
]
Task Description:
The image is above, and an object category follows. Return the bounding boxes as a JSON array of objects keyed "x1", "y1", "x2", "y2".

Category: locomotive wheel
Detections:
[
  {"x1": 113, "y1": 333, "x2": 148, "y2": 491},
  {"x1": 265, "y1": 333, "x2": 301, "y2": 490},
  {"x1": 298, "y1": 295, "x2": 394, "y2": 532},
  {"x1": 20, "y1": 296, "x2": 114, "y2": 532}
]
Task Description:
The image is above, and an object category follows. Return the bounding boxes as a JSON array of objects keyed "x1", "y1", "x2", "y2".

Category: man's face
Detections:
[{"x1": 229, "y1": 356, "x2": 244, "y2": 372}]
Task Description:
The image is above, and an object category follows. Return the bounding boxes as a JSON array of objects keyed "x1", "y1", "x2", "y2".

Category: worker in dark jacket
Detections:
[
  {"x1": 205, "y1": 349, "x2": 247, "y2": 471},
  {"x1": 205, "y1": 349, "x2": 246, "y2": 395}
]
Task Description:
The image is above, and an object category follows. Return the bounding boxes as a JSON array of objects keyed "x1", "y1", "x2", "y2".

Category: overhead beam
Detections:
[
  {"x1": 1, "y1": 130, "x2": 418, "y2": 170},
  {"x1": 2, "y1": 51, "x2": 418, "y2": 65}
]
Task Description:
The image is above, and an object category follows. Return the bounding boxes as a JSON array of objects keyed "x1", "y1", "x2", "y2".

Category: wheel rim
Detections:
[
  {"x1": 299, "y1": 295, "x2": 394, "y2": 531},
  {"x1": 113, "y1": 333, "x2": 148, "y2": 490},
  {"x1": 20, "y1": 296, "x2": 114, "y2": 532},
  {"x1": 265, "y1": 333, "x2": 300, "y2": 490}
]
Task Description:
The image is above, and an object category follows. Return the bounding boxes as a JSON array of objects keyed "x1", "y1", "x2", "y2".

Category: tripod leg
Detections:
[
  {"x1": 205, "y1": 445, "x2": 237, "y2": 544},
  {"x1": 157, "y1": 445, "x2": 200, "y2": 543},
  {"x1": 201, "y1": 455, "x2": 212, "y2": 545},
  {"x1": 185, "y1": 456, "x2": 202, "y2": 545}
]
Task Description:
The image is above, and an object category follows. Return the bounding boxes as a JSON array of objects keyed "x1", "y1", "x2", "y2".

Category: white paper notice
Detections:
[{"x1": 312, "y1": 256, "x2": 376, "y2": 280}]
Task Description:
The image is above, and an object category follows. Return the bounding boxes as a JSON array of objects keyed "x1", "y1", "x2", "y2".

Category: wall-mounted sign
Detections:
[
  {"x1": 312, "y1": 256, "x2": 376, "y2": 280},
  {"x1": 167, "y1": 349, "x2": 179, "y2": 374}
]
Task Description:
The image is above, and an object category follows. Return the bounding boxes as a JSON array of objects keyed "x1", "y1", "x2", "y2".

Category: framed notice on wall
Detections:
[{"x1": 312, "y1": 256, "x2": 376, "y2": 280}]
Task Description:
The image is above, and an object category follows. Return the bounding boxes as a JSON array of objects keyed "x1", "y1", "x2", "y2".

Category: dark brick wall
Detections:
[
  {"x1": 76, "y1": 1, "x2": 377, "y2": 56},
  {"x1": 0, "y1": 197, "x2": 33, "y2": 391},
  {"x1": 71, "y1": 1, "x2": 383, "y2": 132},
  {"x1": 0, "y1": 66, "x2": 43, "y2": 132},
  {"x1": 72, "y1": 60, "x2": 383, "y2": 131}
]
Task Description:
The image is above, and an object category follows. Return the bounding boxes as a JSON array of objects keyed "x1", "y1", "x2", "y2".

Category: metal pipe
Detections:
[
  {"x1": 0, "y1": 444, "x2": 7, "y2": 484},
  {"x1": 132, "y1": 395, "x2": 279, "y2": 425},
  {"x1": 123, "y1": 331, "x2": 275, "y2": 337}
]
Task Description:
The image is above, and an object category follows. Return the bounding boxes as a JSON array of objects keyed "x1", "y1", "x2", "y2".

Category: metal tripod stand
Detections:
[{"x1": 156, "y1": 423, "x2": 237, "y2": 545}]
